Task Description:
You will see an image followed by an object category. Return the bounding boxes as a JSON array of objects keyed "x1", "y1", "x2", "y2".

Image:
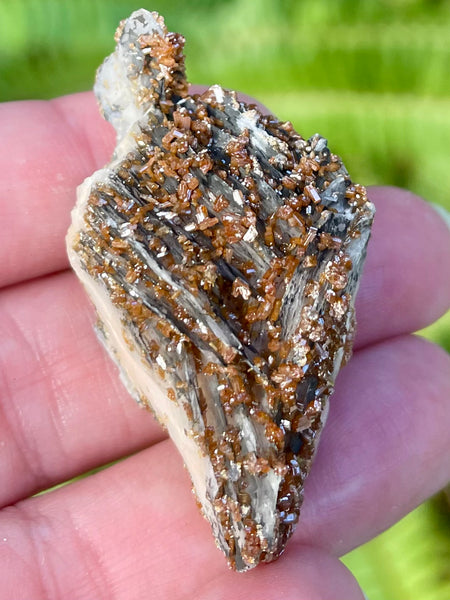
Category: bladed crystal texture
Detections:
[{"x1": 67, "y1": 9, "x2": 375, "y2": 571}]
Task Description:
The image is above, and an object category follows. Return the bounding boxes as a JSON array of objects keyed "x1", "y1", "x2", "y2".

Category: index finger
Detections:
[{"x1": 0, "y1": 92, "x2": 114, "y2": 286}]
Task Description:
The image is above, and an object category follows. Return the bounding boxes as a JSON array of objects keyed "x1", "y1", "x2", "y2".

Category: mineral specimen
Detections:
[{"x1": 67, "y1": 9, "x2": 375, "y2": 571}]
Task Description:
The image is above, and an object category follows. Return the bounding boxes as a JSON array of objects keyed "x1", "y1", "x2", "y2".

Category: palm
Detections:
[{"x1": 0, "y1": 91, "x2": 449, "y2": 600}]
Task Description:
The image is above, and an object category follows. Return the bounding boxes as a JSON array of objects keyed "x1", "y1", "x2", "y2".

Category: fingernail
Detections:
[{"x1": 430, "y1": 202, "x2": 450, "y2": 232}]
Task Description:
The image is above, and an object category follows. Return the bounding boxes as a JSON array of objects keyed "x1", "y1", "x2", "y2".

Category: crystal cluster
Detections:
[{"x1": 67, "y1": 9, "x2": 375, "y2": 571}]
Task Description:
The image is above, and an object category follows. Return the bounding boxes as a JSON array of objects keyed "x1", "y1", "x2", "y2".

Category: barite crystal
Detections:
[{"x1": 67, "y1": 9, "x2": 375, "y2": 571}]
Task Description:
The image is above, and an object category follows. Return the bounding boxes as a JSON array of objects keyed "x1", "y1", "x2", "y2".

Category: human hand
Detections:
[{"x1": 0, "y1": 90, "x2": 449, "y2": 600}]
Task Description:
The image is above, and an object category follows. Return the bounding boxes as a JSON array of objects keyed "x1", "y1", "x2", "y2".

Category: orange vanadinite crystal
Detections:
[{"x1": 68, "y1": 9, "x2": 375, "y2": 572}]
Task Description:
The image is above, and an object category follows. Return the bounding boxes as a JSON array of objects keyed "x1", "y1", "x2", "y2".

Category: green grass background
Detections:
[{"x1": 1, "y1": 0, "x2": 449, "y2": 597}]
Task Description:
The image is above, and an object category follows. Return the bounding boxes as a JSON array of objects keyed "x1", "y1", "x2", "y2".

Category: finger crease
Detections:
[{"x1": 17, "y1": 498, "x2": 116, "y2": 600}]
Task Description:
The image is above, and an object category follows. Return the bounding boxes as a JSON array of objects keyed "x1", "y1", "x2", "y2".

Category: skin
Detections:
[{"x1": 0, "y1": 89, "x2": 449, "y2": 600}]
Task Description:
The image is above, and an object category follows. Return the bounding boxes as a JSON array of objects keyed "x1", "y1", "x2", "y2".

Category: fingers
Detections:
[
  {"x1": 0, "y1": 270, "x2": 166, "y2": 507},
  {"x1": 1, "y1": 91, "x2": 449, "y2": 509},
  {"x1": 354, "y1": 186, "x2": 450, "y2": 349},
  {"x1": 1, "y1": 446, "x2": 364, "y2": 600},
  {"x1": 0, "y1": 334, "x2": 448, "y2": 597}
]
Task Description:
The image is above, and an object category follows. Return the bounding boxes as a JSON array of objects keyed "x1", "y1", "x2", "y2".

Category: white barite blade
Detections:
[{"x1": 67, "y1": 9, "x2": 375, "y2": 571}]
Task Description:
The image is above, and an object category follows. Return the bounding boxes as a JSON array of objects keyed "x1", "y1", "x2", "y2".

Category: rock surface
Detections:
[{"x1": 67, "y1": 9, "x2": 375, "y2": 571}]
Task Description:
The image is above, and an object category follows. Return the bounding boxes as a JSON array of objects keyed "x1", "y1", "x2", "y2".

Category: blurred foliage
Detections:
[{"x1": 1, "y1": 1, "x2": 449, "y2": 598}]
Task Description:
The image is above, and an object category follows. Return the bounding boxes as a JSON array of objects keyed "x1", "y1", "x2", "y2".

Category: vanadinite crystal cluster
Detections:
[{"x1": 67, "y1": 9, "x2": 375, "y2": 571}]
